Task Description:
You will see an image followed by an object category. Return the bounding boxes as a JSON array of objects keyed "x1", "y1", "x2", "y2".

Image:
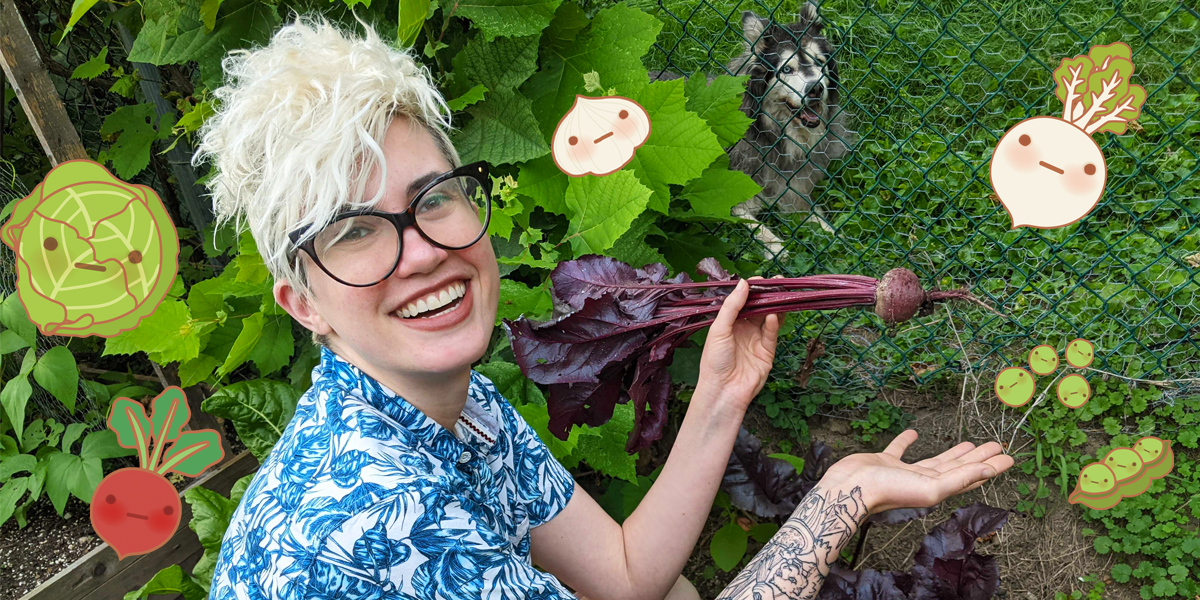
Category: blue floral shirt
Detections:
[{"x1": 208, "y1": 346, "x2": 578, "y2": 600}]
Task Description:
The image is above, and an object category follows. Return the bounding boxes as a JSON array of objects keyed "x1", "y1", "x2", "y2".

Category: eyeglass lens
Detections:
[{"x1": 312, "y1": 175, "x2": 487, "y2": 284}]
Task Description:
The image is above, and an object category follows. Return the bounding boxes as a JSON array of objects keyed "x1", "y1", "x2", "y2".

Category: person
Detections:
[{"x1": 196, "y1": 15, "x2": 1014, "y2": 600}]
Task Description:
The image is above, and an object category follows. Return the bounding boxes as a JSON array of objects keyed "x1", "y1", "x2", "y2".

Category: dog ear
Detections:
[
  {"x1": 741, "y1": 11, "x2": 767, "y2": 46},
  {"x1": 800, "y1": 2, "x2": 823, "y2": 32}
]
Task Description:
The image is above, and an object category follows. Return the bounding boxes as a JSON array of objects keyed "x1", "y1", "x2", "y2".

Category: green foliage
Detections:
[
  {"x1": 122, "y1": 565, "x2": 208, "y2": 600},
  {"x1": 202, "y1": 379, "x2": 300, "y2": 461},
  {"x1": 71, "y1": 46, "x2": 110, "y2": 80}
]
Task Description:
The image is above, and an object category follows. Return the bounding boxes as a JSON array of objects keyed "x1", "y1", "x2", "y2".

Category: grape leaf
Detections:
[
  {"x1": 453, "y1": 34, "x2": 541, "y2": 93},
  {"x1": 248, "y1": 314, "x2": 294, "y2": 376},
  {"x1": 606, "y1": 213, "x2": 667, "y2": 269},
  {"x1": 103, "y1": 299, "x2": 199, "y2": 364},
  {"x1": 516, "y1": 155, "x2": 568, "y2": 215},
  {"x1": 679, "y1": 155, "x2": 761, "y2": 220},
  {"x1": 525, "y1": 3, "x2": 661, "y2": 140},
  {"x1": 570, "y1": 402, "x2": 637, "y2": 482},
  {"x1": 100, "y1": 104, "x2": 164, "y2": 179},
  {"x1": 447, "y1": 84, "x2": 488, "y2": 112},
  {"x1": 497, "y1": 279, "x2": 553, "y2": 325},
  {"x1": 455, "y1": 0, "x2": 562, "y2": 41},
  {"x1": 684, "y1": 74, "x2": 753, "y2": 147},
  {"x1": 453, "y1": 89, "x2": 550, "y2": 165},
  {"x1": 202, "y1": 379, "x2": 299, "y2": 461},
  {"x1": 71, "y1": 46, "x2": 110, "y2": 80},
  {"x1": 563, "y1": 170, "x2": 652, "y2": 256}
]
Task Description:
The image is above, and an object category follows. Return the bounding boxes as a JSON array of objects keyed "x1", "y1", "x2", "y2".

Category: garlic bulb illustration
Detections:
[{"x1": 551, "y1": 95, "x2": 652, "y2": 177}]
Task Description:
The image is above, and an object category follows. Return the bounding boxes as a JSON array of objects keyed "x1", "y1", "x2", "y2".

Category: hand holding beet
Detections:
[
  {"x1": 817, "y1": 430, "x2": 1015, "y2": 515},
  {"x1": 695, "y1": 277, "x2": 786, "y2": 412}
]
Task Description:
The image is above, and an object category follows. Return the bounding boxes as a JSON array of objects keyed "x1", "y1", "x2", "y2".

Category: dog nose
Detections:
[{"x1": 805, "y1": 82, "x2": 824, "y2": 98}]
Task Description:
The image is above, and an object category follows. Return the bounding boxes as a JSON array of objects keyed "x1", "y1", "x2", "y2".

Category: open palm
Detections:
[
  {"x1": 822, "y1": 430, "x2": 1015, "y2": 514},
  {"x1": 697, "y1": 277, "x2": 785, "y2": 411}
]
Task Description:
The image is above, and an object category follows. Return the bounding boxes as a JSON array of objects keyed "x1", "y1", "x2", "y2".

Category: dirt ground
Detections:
[{"x1": 680, "y1": 378, "x2": 1140, "y2": 600}]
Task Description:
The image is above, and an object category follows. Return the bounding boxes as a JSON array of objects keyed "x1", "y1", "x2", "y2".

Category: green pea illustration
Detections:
[
  {"x1": 1056, "y1": 374, "x2": 1091, "y2": 409},
  {"x1": 1102, "y1": 447, "x2": 1144, "y2": 484},
  {"x1": 1065, "y1": 338, "x2": 1095, "y2": 368},
  {"x1": 1028, "y1": 344, "x2": 1059, "y2": 375},
  {"x1": 995, "y1": 366, "x2": 1035, "y2": 408},
  {"x1": 1069, "y1": 462, "x2": 1122, "y2": 510}
]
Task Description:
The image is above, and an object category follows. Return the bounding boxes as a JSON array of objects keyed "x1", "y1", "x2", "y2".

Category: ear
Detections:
[
  {"x1": 275, "y1": 277, "x2": 334, "y2": 340},
  {"x1": 742, "y1": 11, "x2": 766, "y2": 46},
  {"x1": 800, "y1": 1, "x2": 821, "y2": 24}
]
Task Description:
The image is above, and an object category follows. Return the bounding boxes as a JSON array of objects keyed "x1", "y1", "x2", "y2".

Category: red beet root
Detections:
[
  {"x1": 90, "y1": 468, "x2": 181, "y2": 559},
  {"x1": 875, "y1": 268, "x2": 927, "y2": 324}
]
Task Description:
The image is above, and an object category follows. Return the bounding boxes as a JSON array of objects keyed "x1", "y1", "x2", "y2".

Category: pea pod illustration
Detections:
[
  {"x1": 1118, "y1": 437, "x2": 1174, "y2": 498},
  {"x1": 0, "y1": 160, "x2": 179, "y2": 337}
]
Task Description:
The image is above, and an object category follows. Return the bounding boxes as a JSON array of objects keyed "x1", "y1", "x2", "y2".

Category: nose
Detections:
[
  {"x1": 805, "y1": 80, "x2": 825, "y2": 98},
  {"x1": 391, "y1": 226, "x2": 448, "y2": 279}
]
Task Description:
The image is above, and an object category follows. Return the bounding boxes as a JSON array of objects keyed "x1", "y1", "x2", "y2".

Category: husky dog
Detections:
[{"x1": 726, "y1": 3, "x2": 854, "y2": 252}]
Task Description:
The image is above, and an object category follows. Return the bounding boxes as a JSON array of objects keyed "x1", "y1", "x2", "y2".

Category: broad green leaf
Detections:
[
  {"x1": 18, "y1": 347, "x2": 35, "y2": 376},
  {"x1": 61, "y1": 422, "x2": 87, "y2": 454},
  {"x1": 80, "y1": 430, "x2": 138, "y2": 460},
  {"x1": 622, "y1": 154, "x2": 670, "y2": 214},
  {"x1": 179, "y1": 354, "x2": 222, "y2": 388},
  {"x1": 122, "y1": 565, "x2": 208, "y2": 600},
  {"x1": 1, "y1": 373, "x2": 33, "y2": 441},
  {"x1": 1, "y1": 287, "x2": 39, "y2": 346},
  {"x1": 475, "y1": 360, "x2": 546, "y2": 406},
  {"x1": 571, "y1": 403, "x2": 637, "y2": 482},
  {"x1": 20, "y1": 418, "x2": 45, "y2": 453},
  {"x1": 453, "y1": 34, "x2": 540, "y2": 93},
  {"x1": 200, "y1": 0, "x2": 225, "y2": 31},
  {"x1": 684, "y1": 74, "x2": 753, "y2": 147},
  {"x1": 157, "y1": 429, "x2": 224, "y2": 476},
  {"x1": 107, "y1": 398, "x2": 153, "y2": 465},
  {"x1": 525, "y1": 3, "x2": 661, "y2": 140},
  {"x1": 606, "y1": 212, "x2": 666, "y2": 269},
  {"x1": 128, "y1": 0, "x2": 280, "y2": 90},
  {"x1": 447, "y1": 84, "x2": 488, "y2": 112},
  {"x1": 150, "y1": 387, "x2": 191, "y2": 450},
  {"x1": 626, "y1": 79, "x2": 724, "y2": 213},
  {"x1": 496, "y1": 279, "x2": 553, "y2": 325},
  {"x1": 453, "y1": 90, "x2": 550, "y2": 165},
  {"x1": 515, "y1": 401, "x2": 579, "y2": 464},
  {"x1": 103, "y1": 299, "x2": 199, "y2": 364},
  {"x1": 64, "y1": 0, "x2": 102, "y2": 35},
  {"x1": 71, "y1": 46, "x2": 110, "y2": 80},
  {"x1": 248, "y1": 315, "x2": 294, "y2": 376},
  {"x1": 0, "y1": 454, "x2": 35, "y2": 481},
  {"x1": 748, "y1": 522, "x2": 779, "y2": 544},
  {"x1": 184, "y1": 486, "x2": 237, "y2": 583},
  {"x1": 710, "y1": 520, "x2": 749, "y2": 571},
  {"x1": 107, "y1": 69, "x2": 140, "y2": 99},
  {"x1": 32, "y1": 346, "x2": 79, "y2": 414},
  {"x1": 516, "y1": 155, "x2": 568, "y2": 215},
  {"x1": 767, "y1": 453, "x2": 806, "y2": 476},
  {"x1": 679, "y1": 155, "x2": 761, "y2": 220},
  {"x1": 202, "y1": 379, "x2": 299, "y2": 461},
  {"x1": 44, "y1": 452, "x2": 82, "y2": 514},
  {"x1": 455, "y1": 0, "x2": 562, "y2": 40},
  {"x1": 100, "y1": 104, "x2": 160, "y2": 178},
  {"x1": 0, "y1": 478, "x2": 28, "y2": 528},
  {"x1": 0, "y1": 330, "x2": 29, "y2": 353},
  {"x1": 175, "y1": 100, "x2": 214, "y2": 135},
  {"x1": 563, "y1": 170, "x2": 652, "y2": 257},
  {"x1": 217, "y1": 312, "x2": 265, "y2": 379},
  {"x1": 397, "y1": 0, "x2": 428, "y2": 48}
]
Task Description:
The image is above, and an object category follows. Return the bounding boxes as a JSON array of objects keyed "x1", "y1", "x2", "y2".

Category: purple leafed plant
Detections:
[{"x1": 503, "y1": 255, "x2": 983, "y2": 452}]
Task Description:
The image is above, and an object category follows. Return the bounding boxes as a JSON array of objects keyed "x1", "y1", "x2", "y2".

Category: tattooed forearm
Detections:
[{"x1": 715, "y1": 485, "x2": 868, "y2": 600}]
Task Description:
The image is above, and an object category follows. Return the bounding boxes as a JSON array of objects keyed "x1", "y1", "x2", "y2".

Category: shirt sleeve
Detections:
[
  {"x1": 504, "y1": 400, "x2": 577, "y2": 528},
  {"x1": 306, "y1": 488, "x2": 578, "y2": 600}
]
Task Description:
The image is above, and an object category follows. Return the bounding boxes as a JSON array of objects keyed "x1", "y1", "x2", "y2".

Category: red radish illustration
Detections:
[{"x1": 90, "y1": 387, "x2": 224, "y2": 559}]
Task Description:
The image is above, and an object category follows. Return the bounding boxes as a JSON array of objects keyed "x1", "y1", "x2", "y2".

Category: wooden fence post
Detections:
[{"x1": 0, "y1": 0, "x2": 88, "y2": 165}]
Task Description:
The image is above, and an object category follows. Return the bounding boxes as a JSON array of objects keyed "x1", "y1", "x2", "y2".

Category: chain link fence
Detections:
[{"x1": 639, "y1": 0, "x2": 1200, "y2": 392}]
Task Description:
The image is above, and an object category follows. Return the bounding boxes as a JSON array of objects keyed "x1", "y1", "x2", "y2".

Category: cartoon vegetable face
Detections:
[
  {"x1": 552, "y1": 95, "x2": 652, "y2": 176},
  {"x1": 1028, "y1": 344, "x2": 1059, "y2": 375},
  {"x1": 989, "y1": 42, "x2": 1145, "y2": 229},
  {"x1": 1132, "y1": 437, "x2": 1164, "y2": 464},
  {"x1": 1056, "y1": 374, "x2": 1092, "y2": 409},
  {"x1": 1065, "y1": 338, "x2": 1095, "y2": 368},
  {"x1": 0, "y1": 160, "x2": 179, "y2": 337},
  {"x1": 995, "y1": 367, "x2": 1035, "y2": 407},
  {"x1": 1103, "y1": 447, "x2": 1144, "y2": 483},
  {"x1": 1076, "y1": 463, "x2": 1116, "y2": 495}
]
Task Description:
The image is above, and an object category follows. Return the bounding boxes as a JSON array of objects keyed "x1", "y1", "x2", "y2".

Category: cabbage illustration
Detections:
[{"x1": 0, "y1": 160, "x2": 179, "y2": 337}]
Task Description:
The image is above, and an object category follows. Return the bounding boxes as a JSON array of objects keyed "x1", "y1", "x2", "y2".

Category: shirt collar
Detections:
[{"x1": 315, "y1": 346, "x2": 499, "y2": 459}]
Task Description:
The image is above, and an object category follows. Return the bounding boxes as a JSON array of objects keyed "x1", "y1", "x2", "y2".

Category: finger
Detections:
[
  {"x1": 933, "y1": 441, "x2": 1005, "y2": 473},
  {"x1": 882, "y1": 430, "x2": 918, "y2": 458},
  {"x1": 711, "y1": 279, "x2": 750, "y2": 334},
  {"x1": 934, "y1": 462, "x2": 1005, "y2": 499},
  {"x1": 763, "y1": 312, "x2": 782, "y2": 346},
  {"x1": 915, "y1": 442, "x2": 976, "y2": 469}
]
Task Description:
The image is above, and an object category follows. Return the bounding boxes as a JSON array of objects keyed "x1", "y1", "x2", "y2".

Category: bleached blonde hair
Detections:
[{"x1": 193, "y1": 14, "x2": 458, "y2": 346}]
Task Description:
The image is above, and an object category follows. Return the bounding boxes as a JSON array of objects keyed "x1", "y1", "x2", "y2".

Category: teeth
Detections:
[{"x1": 398, "y1": 280, "x2": 466, "y2": 319}]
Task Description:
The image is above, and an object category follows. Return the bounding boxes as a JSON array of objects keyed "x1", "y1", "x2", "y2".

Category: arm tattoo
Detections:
[{"x1": 715, "y1": 485, "x2": 868, "y2": 600}]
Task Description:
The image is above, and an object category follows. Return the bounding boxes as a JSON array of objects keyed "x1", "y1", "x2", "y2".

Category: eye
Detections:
[
  {"x1": 619, "y1": 110, "x2": 629, "y2": 119},
  {"x1": 106, "y1": 494, "x2": 116, "y2": 504},
  {"x1": 44, "y1": 237, "x2": 58, "y2": 251},
  {"x1": 780, "y1": 66, "x2": 793, "y2": 74},
  {"x1": 164, "y1": 506, "x2": 173, "y2": 515},
  {"x1": 1019, "y1": 134, "x2": 1031, "y2": 146},
  {"x1": 128, "y1": 250, "x2": 143, "y2": 264},
  {"x1": 1084, "y1": 164, "x2": 1097, "y2": 175},
  {"x1": 569, "y1": 136, "x2": 578, "y2": 145}
]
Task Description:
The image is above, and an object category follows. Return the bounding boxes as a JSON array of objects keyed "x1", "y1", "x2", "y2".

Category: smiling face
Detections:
[
  {"x1": 1056, "y1": 373, "x2": 1092, "y2": 409},
  {"x1": 990, "y1": 116, "x2": 1107, "y2": 228},
  {"x1": 278, "y1": 116, "x2": 500, "y2": 381},
  {"x1": 1028, "y1": 344, "x2": 1059, "y2": 375},
  {"x1": 1077, "y1": 463, "x2": 1116, "y2": 495},
  {"x1": 1104, "y1": 448, "x2": 1144, "y2": 482},
  {"x1": 1132, "y1": 437, "x2": 1164, "y2": 463},
  {"x1": 995, "y1": 366, "x2": 1036, "y2": 407},
  {"x1": 1065, "y1": 338, "x2": 1095, "y2": 368}
]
